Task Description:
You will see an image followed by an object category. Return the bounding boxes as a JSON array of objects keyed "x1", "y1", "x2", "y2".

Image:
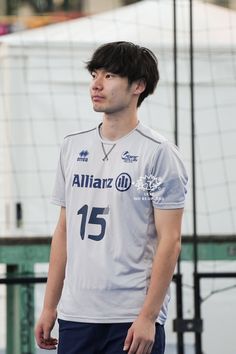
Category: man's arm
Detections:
[
  {"x1": 124, "y1": 208, "x2": 183, "y2": 354},
  {"x1": 35, "y1": 206, "x2": 67, "y2": 350}
]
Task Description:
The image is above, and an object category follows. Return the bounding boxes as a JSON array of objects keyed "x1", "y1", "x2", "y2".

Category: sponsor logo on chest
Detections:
[{"x1": 72, "y1": 173, "x2": 132, "y2": 192}]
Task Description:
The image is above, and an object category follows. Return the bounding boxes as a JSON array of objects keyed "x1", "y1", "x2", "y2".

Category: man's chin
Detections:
[
  {"x1": 92, "y1": 104, "x2": 104, "y2": 112},
  {"x1": 93, "y1": 107, "x2": 104, "y2": 112}
]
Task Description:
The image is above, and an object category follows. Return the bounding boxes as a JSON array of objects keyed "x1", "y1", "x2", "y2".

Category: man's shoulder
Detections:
[
  {"x1": 64, "y1": 126, "x2": 97, "y2": 141},
  {"x1": 135, "y1": 123, "x2": 167, "y2": 146}
]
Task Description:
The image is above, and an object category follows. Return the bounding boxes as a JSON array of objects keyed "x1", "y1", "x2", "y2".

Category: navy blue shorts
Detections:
[{"x1": 58, "y1": 319, "x2": 165, "y2": 354}]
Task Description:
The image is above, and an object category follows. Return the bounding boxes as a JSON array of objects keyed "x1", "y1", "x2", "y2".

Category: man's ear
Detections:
[{"x1": 133, "y1": 79, "x2": 146, "y2": 95}]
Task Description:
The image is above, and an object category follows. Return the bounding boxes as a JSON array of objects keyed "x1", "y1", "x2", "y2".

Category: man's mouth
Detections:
[{"x1": 92, "y1": 96, "x2": 105, "y2": 102}]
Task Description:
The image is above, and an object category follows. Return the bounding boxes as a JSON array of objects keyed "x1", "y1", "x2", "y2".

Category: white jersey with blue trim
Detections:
[{"x1": 52, "y1": 122, "x2": 188, "y2": 324}]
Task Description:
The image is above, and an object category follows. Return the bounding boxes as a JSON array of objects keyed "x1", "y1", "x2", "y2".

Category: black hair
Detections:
[{"x1": 86, "y1": 41, "x2": 159, "y2": 107}]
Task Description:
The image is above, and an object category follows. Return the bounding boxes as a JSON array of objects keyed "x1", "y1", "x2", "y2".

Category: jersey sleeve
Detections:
[
  {"x1": 51, "y1": 142, "x2": 66, "y2": 207},
  {"x1": 149, "y1": 141, "x2": 188, "y2": 209}
]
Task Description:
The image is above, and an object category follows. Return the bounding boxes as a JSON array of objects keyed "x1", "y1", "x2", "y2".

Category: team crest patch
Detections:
[
  {"x1": 121, "y1": 151, "x2": 138, "y2": 163},
  {"x1": 132, "y1": 175, "x2": 164, "y2": 203},
  {"x1": 77, "y1": 150, "x2": 89, "y2": 162},
  {"x1": 133, "y1": 175, "x2": 162, "y2": 192}
]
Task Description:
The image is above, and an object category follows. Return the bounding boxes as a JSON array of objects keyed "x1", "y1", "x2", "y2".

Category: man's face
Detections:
[{"x1": 89, "y1": 69, "x2": 136, "y2": 114}]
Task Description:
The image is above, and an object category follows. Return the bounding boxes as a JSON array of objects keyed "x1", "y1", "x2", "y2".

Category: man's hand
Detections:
[
  {"x1": 34, "y1": 308, "x2": 58, "y2": 350},
  {"x1": 123, "y1": 315, "x2": 156, "y2": 354}
]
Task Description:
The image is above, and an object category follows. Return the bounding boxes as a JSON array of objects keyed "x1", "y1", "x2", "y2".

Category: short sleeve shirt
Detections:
[{"x1": 52, "y1": 122, "x2": 188, "y2": 324}]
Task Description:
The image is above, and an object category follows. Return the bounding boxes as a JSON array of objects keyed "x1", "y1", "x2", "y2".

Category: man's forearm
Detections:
[
  {"x1": 139, "y1": 234, "x2": 181, "y2": 322},
  {"x1": 123, "y1": 231, "x2": 181, "y2": 353},
  {"x1": 43, "y1": 209, "x2": 67, "y2": 312}
]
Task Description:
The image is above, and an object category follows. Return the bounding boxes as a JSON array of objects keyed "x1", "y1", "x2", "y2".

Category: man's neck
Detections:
[{"x1": 100, "y1": 114, "x2": 139, "y2": 141}]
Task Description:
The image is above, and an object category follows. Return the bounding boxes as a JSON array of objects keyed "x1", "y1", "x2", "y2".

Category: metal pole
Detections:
[
  {"x1": 173, "y1": 0, "x2": 178, "y2": 147},
  {"x1": 175, "y1": 274, "x2": 184, "y2": 354},
  {"x1": 6, "y1": 265, "x2": 36, "y2": 354},
  {"x1": 189, "y1": 0, "x2": 202, "y2": 352},
  {"x1": 173, "y1": 0, "x2": 184, "y2": 352}
]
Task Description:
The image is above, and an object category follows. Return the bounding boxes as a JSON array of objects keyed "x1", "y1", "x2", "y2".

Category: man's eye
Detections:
[{"x1": 106, "y1": 73, "x2": 114, "y2": 79}]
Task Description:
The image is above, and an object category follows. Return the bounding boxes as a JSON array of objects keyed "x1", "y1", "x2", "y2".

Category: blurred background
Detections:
[
  {"x1": 0, "y1": 0, "x2": 236, "y2": 36},
  {"x1": 0, "y1": 0, "x2": 236, "y2": 353}
]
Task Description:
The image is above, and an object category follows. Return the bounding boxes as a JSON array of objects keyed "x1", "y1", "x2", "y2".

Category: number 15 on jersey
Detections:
[{"x1": 77, "y1": 204, "x2": 110, "y2": 241}]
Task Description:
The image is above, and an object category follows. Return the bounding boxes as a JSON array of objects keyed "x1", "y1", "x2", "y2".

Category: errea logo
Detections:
[
  {"x1": 77, "y1": 150, "x2": 89, "y2": 162},
  {"x1": 121, "y1": 151, "x2": 138, "y2": 163}
]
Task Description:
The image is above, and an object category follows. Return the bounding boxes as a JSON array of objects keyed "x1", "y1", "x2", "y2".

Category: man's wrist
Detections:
[
  {"x1": 138, "y1": 309, "x2": 158, "y2": 323},
  {"x1": 42, "y1": 306, "x2": 57, "y2": 313}
]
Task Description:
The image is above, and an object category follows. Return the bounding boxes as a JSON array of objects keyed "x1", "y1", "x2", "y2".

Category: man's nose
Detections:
[{"x1": 91, "y1": 76, "x2": 103, "y2": 90}]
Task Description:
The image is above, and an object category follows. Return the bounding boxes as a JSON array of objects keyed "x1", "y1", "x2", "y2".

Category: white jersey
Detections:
[{"x1": 52, "y1": 122, "x2": 188, "y2": 324}]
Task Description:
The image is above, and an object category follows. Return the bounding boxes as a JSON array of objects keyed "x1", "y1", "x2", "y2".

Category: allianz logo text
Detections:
[{"x1": 72, "y1": 173, "x2": 131, "y2": 192}]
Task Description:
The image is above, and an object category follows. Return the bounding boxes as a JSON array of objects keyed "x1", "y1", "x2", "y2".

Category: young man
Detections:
[{"x1": 35, "y1": 41, "x2": 188, "y2": 354}]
